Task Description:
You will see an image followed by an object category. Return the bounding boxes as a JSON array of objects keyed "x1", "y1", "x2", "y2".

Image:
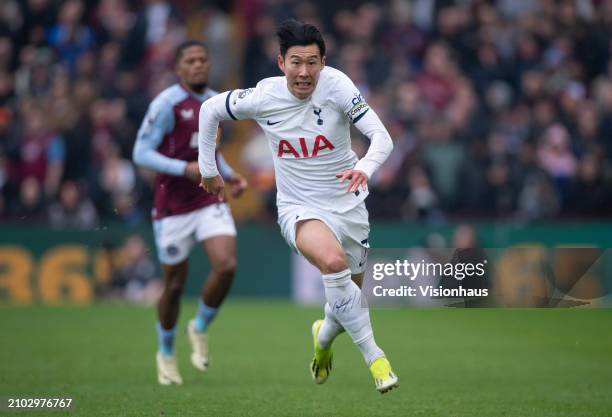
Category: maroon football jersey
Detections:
[{"x1": 151, "y1": 84, "x2": 222, "y2": 219}]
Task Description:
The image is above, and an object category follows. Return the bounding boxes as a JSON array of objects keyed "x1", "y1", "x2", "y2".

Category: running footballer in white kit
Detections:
[{"x1": 198, "y1": 19, "x2": 399, "y2": 393}]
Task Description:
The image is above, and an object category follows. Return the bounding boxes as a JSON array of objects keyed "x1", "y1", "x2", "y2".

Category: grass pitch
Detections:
[{"x1": 1, "y1": 301, "x2": 611, "y2": 417}]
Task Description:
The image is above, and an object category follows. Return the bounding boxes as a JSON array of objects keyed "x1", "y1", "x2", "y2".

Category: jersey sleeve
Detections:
[
  {"x1": 133, "y1": 97, "x2": 187, "y2": 176},
  {"x1": 331, "y1": 72, "x2": 371, "y2": 124},
  {"x1": 352, "y1": 109, "x2": 394, "y2": 178},
  {"x1": 198, "y1": 86, "x2": 261, "y2": 177},
  {"x1": 224, "y1": 86, "x2": 262, "y2": 120}
]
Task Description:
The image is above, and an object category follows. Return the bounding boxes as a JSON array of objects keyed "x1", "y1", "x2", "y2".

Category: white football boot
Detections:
[
  {"x1": 187, "y1": 319, "x2": 209, "y2": 371},
  {"x1": 156, "y1": 352, "x2": 183, "y2": 385}
]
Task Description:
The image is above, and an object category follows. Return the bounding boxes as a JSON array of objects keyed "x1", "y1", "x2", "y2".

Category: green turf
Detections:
[{"x1": 0, "y1": 301, "x2": 611, "y2": 417}]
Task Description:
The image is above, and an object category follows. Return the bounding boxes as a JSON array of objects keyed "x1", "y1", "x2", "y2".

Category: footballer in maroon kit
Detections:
[{"x1": 133, "y1": 40, "x2": 247, "y2": 385}]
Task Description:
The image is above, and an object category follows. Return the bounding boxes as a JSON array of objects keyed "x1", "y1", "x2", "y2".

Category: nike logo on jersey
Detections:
[
  {"x1": 267, "y1": 120, "x2": 283, "y2": 125},
  {"x1": 180, "y1": 108, "x2": 194, "y2": 120}
]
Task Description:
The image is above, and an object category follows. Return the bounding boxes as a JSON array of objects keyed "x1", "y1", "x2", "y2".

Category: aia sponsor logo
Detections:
[{"x1": 277, "y1": 135, "x2": 335, "y2": 158}]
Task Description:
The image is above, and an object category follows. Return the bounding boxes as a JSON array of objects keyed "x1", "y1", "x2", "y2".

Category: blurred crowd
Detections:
[
  {"x1": 241, "y1": 0, "x2": 612, "y2": 221},
  {"x1": 0, "y1": 0, "x2": 234, "y2": 227},
  {"x1": 1, "y1": 0, "x2": 612, "y2": 228}
]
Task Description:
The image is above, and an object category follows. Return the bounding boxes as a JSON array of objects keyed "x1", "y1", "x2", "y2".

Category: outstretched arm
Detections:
[{"x1": 337, "y1": 109, "x2": 393, "y2": 192}]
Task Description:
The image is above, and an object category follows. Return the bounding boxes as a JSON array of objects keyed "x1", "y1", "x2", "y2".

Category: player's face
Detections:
[
  {"x1": 278, "y1": 44, "x2": 325, "y2": 99},
  {"x1": 176, "y1": 45, "x2": 210, "y2": 93}
]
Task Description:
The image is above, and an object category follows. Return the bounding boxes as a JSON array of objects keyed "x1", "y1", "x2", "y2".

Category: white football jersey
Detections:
[{"x1": 226, "y1": 66, "x2": 371, "y2": 213}]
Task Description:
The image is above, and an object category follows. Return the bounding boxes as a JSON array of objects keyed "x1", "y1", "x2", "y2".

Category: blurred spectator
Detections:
[
  {"x1": 567, "y1": 153, "x2": 610, "y2": 215},
  {"x1": 15, "y1": 176, "x2": 46, "y2": 222},
  {"x1": 48, "y1": 179, "x2": 98, "y2": 229},
  {"x1": 416, "y1": 41, "x2": 457, "y2": 111},
  {"x1": 0, "y1": 70, "x2": 15, "y2": 106},
  {"x1": 95, "y1": 0, "x2": 145, "y2": 71},
  {"x1": 144, "y1": 0, "x2": 179, "y2": 46},
  {"x1": 197, "y1": 4, "x2": 235, "y2": 88},
  {"x1": 445, "y1": 223, "x2": 490, "y2": 307},
  {"x1": 16, "y1": 103, "x2": 64, "y2": 198},
  {"x1": 99, "y1": 234, "x2": 161, "y2": 303},
  {"x1": 537, "y1": 123, "x2": 577, "y2": 205},
  {"x1": 401, "y1": 165, "x2": 441, "y2": 222},
  {"x1": 421, "y1": 119, "x2": 465, "y2": 208},
  {"x1": 14, "y1": 47, "x2": 55, "y2": 97},
  {"x1": 119, "y1": 235, "x2": 161, "y2": 303},
  {"x1": 95, "y1": 141, "x2": 143, "y2": 224},
  {"x1": 19, "y1": 0, "x2": 56, "y2": 46},
  {"x1": 46, "y1": 0, "x2": 95, "y2": 75}
]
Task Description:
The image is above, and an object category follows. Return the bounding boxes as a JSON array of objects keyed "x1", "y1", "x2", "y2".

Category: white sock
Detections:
[
  {"x1": 322, "y1": 268, "x2": 384, "y2": 366},
  {"x1": 317, "y1": 302, "x2": 345, "y2": 349}
]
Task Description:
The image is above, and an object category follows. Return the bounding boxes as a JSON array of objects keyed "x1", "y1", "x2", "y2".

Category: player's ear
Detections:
[
  {"x1": 321, "y1": 55, "x2": 326, "y2": 68},
  {"x1": 277, "y1": 54, "x2": 285, "y2": 73}
]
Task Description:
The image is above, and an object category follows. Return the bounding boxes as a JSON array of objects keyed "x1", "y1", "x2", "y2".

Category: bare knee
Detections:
[
  {"x1": 212, "y1": 256, "x2": 236, "y2": 278},
  {"x1": 320, "y1": 252, "x2": 348, "y2": 274},
  {"x1": 295, "y1": 220, "x2": 348, "y2": 275}
]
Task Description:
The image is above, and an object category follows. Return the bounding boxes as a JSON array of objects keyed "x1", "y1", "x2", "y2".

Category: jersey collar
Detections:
[{"x1": 179, "y1": 82, "x2": 209, "y2": 102}]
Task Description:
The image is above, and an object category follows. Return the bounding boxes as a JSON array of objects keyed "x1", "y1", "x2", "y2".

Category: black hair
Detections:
[
  {"x1": 175, "y1": 40, "x2": 208, "y2": 63},
  {"x1": 276, "y1": 19, "x2": 326, "y2": 58}
]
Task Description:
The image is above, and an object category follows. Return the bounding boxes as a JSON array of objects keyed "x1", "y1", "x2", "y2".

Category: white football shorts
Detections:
[
  {"x1": 153, "y1": 203, "x2": 236, "y2": 265},
  {"x1": 278, "y1": 201, "x2": 370, "y2": 274}
]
